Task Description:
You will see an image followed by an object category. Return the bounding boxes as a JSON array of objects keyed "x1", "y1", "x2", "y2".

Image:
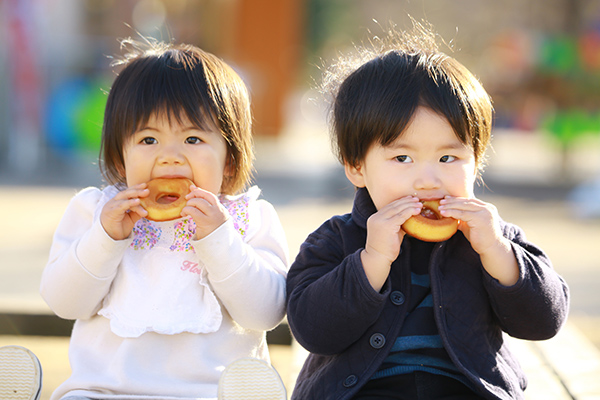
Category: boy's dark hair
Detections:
[
  {"x1": 100, "y1": 39, "x2": 253, "y2": 194},
  {"x1": 325, "y1": 21, "x2": 493, "y2": 173}
]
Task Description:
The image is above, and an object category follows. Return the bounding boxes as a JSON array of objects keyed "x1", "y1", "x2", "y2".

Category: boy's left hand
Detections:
[
  {"x1": 438, "y1": 196, "x2": 504, "y2": 256},
  {"x1": 438, "y1": 196, "x2": 519, "y2": 286},
  {"x1": 181, "y1": 185, "x2": 229, "y2": 240}
]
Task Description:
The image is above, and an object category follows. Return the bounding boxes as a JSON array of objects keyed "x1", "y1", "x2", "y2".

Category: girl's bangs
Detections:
[{"x1": 129, "y1": 56, "x2": 219, "y2": 134}]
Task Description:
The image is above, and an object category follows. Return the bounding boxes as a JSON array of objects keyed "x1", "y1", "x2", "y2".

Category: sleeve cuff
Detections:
[
  {"x1": 192, "y1": 219, "x2": 247, "y2": 282},
  {"x1": 76, "y1": 219, "x2": 131, "y2": 279}
]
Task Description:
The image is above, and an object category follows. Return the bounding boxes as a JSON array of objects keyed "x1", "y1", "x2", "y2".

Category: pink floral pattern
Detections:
[
  {"x1": 131, "y1": 219, "x2": 162, "y2": 250},
  {"x1": 130, "y1": 187, "x2": 257, "y2": 252},
  {"x1": 169, "y1": 219, "x2": 197, "y2": 252},
  {"x1": 224, "y1": 195, "x2": 250, "y2": 236}
]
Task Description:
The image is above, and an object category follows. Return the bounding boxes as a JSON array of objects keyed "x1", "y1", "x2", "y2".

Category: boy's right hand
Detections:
[
  {"x1": 361, "y1": 196, "x2": 422, "y2": 291},
  {"x1": 100, "y1": 184, "x2": 149, "y2": 241}
]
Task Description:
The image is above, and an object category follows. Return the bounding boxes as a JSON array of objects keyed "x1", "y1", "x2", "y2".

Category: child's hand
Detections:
[
  {"x1": 438, "y1": 196, "x2": 519, "y2": 286},
  {"x1": 182, "y1": 185, "x2": 229, "y2": 240},
  {"x1": 361, "y1": 196, "x2": 422, "y2": 291},
  {"x1": 100, "y1": 184, "x2": 149, "y2": 241},
  {"x1": 438, "y1": 197, "x2": 502, "y2": 255}
]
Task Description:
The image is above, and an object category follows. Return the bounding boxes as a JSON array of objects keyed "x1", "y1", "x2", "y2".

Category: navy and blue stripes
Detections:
[{"x1": 370, "y1": 239, "x2": 470, "y2": 387}]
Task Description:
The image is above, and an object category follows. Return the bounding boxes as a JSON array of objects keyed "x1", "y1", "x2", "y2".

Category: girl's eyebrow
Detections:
[
  {"x1": 136, "y1": 126, "x2": 157, "y2": 132},
  {"x1": 136, "y1": 125, "x2": 205, "y2": 133}
]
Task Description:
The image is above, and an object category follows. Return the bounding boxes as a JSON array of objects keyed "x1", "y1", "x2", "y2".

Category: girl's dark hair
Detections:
[
  {"x1": 100, "y1": 39, "x2": 253, "y2": 194},
  {"x1": 325, "y1": 22, "x2": 493, "y2": 173}
]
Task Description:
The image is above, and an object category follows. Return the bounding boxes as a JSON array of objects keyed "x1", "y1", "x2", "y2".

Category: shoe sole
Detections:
[
  {"x1": 0, "y1": 346, "x2": 42, "y2": 400},
  {"x1": 218, "y1": 357, "x2": 286, "y2": 400}
]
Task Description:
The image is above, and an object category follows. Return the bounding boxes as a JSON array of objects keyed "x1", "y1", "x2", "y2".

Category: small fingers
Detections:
[
  {"x1": 438, "y1": 197, "x2": 481, "y2": 217},
  {"x1": 115, "y1": 183, "x2": 148, "y2": 199},
  {"x1": 105, "y1": 184, "x2": 150, "y2": 217},
  {"x1": 380, "y1": 196, "x2": 423, "y2": 217},
  {"x1": 128, "y1": 203, "x2": 148, "y2": 218},
  {"x1": 182, "y1": 197, "x2": 215, "y2": 216},
  {"x1": 186, "y1": 185, "x2": 219, "y2": 203}
]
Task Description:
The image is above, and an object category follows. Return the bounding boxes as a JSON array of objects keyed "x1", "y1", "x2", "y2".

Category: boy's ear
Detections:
[{"x1": 344, "y1": 163, "x2": 366, "y2": 188}]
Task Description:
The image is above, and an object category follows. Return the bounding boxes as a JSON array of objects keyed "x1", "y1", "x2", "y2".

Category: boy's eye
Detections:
[
  {"x1": 140, "y1": 137, "x2": 157, "y2": 145},
  {"x1": 185, "y1": 136, "x2": 203, "y2": 144},
  {"x1": 395, "y1": 155, "x2": 413, "y2": 163},
  {"x1": 440, "y1": 155, "x2": 456, "y2": 163}
]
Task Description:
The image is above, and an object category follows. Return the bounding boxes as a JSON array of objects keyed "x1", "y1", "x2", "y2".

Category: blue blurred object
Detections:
[
  {"x1": 569, "y1": 177, "x2": 600, "y2": 219},
  {"x1": 45, "y1": 78, "x2": 107, "y2": 156}
]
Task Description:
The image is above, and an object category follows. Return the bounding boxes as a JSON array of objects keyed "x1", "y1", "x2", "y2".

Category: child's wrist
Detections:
[
  {"x1": 479, "y1": 239, "x2": 520, "y2": 286},
  {"x1": 360, "y1": 249, "x2": 391, "y2": 292},
  {"x1": 361, "y1": 247, "x2": 393, "y2": 268}
]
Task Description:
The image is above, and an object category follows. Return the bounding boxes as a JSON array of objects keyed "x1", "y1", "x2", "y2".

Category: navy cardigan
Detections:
[{"x1": 286, "y1": 188, "x2": 569, "y2": 400}]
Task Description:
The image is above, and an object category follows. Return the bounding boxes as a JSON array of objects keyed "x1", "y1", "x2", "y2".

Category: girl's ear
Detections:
[
  {"x1": 224, "y1": 153, "x2": 235, "y2": 178},
  {"x1": 344, "y1": 163, "x2": 366, "y2": 188},
  {"x1": 116, "y1": 162, "x2": 126, "y2": 182}
]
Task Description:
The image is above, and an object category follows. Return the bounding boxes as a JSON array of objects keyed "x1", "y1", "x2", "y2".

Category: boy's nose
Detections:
[{"x1": 413, "y1": 165, "x2": 441, "y2": 190}]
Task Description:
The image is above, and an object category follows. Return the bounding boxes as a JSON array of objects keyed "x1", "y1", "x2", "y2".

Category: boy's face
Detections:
[
  {"x1": 122, "y1": 112, "x2": 230, "y2": 194},
  {"x1": 345, "y1": 107, "x2": 477, "y2": 210}
]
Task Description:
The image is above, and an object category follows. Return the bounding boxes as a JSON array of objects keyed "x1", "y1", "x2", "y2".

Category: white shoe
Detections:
[
  {"x1": 0, "y1": 346, "x2": 42, "y2": 400},
  {"x1": 218, "y1": 358, "x2": 286, "y2": 400}
]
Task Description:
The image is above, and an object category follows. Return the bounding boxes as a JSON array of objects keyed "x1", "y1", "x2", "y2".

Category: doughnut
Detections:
[
  {"x1": 140, "y1": 178, "x2": 193, "y2": 221},
  {"x1": 402, "y1": 200, "x2": 458, "y2": 242}
]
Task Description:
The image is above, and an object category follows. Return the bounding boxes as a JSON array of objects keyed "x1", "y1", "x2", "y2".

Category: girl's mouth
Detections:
[{"x1": 156, "y1": 193, "x2": 180, "y2": 204}]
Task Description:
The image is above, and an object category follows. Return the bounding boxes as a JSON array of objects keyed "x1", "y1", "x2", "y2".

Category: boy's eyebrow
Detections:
[
  {"x1": 437, "y1": 142, "x2": 471, "y2": 151},
  {"x1": 386, "y1": 141, "x2": 470, "y2": 152}
]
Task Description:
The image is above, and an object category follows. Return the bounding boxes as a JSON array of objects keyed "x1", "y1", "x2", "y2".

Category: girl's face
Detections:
[
  {"x1": 345, "y1": 106, "x2": 477, "y2": 210},
  {"x1": 122, "y1": 113, "x2": 230, "y2": 194}
]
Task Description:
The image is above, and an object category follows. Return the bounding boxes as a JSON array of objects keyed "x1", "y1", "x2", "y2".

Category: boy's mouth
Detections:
[{"x1": 420, "y1": 207, "x2": 440, "y2": 220}]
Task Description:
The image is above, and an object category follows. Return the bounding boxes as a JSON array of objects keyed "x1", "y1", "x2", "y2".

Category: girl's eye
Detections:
[
  {"x1": 440, "y1": 155, "x2": 456, "y2": 163},
  {"x1": 185, "y1": 136, "x2": 203, "y2": 144},
  {"x1": 395, "y1": 155, "x2": 413, "y2": 163},
  {"x1": 140, "y1": 137, "x2": 157, "y2": 145}
]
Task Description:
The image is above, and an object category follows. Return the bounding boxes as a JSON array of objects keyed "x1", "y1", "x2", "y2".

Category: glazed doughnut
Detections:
[
  {"x1": 140, "y1": 178, "x2": 193, "y2": 221},
  {"x1": 402, "y1": 200, "x2": 458, "y2": 242}
]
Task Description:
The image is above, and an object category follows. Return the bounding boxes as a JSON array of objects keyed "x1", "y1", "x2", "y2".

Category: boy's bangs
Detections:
[{"x1": 369, "y1": 52, "x2": 472, "y2": 149}]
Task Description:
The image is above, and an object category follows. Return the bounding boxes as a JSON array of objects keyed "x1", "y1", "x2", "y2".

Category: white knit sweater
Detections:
[{"x1": 41, "y1": 185, "x2": 289, "y2": 400}]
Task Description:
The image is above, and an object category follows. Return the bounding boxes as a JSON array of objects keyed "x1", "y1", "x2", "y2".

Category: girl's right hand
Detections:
[
  {"x1": 361, "y1": 196, "x2": 422, "y2": 292},
  {"x1": 100, "y1": 184, "x2": 149, "y2": 241}
]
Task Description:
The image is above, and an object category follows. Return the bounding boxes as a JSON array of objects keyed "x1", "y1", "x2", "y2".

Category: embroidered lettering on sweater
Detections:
[{"x1": 181, "y1": 260, "x2": 202, "y2": 274}]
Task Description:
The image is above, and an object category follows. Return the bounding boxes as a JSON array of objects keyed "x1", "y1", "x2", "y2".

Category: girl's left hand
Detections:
[
  {"x1": 438, "y1": 196, "x2": 504, "y2": 256},
  {"x1": 182, "y1": 185, "x2": 229, "y2": 240}
]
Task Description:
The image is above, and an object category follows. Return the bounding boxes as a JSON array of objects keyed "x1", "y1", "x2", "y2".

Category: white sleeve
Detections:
[
  {"x1": 193, "y1": 199, "x2": 289, "y2": 331},
  {"x1": 40, "y1": 187, "x2": 131, "y2": 320}
]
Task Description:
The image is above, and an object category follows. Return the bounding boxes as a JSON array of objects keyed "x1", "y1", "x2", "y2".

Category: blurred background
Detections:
[
  {"x1": 1, "y1": 0, "x2": 600, "y2": 185},
  {"x1": 1, "y1": 0, "x2": 599, "y2": 398}
]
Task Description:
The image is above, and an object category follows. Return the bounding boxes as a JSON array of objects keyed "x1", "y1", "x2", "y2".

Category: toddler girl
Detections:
[{"x1": 41, "y1": 39, "x2": 288, "y2": 400}]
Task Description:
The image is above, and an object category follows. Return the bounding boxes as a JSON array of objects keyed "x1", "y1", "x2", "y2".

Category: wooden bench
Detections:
[{"x1": 507, "y1": 321, "x2": 600, "y2": 399}]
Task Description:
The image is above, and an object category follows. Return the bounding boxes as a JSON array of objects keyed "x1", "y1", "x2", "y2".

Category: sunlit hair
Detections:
[
  {"x1": 322, "y1": 20, "x2": 493, "y2": 175},
  {"x1": 100, "y1": 37, "x2": 254, "y2": 194}
]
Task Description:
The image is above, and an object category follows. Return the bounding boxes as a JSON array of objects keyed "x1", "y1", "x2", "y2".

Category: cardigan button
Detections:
[
  {"x1": 369, "y1": 333, "x2": 386, "y2": 349},
  {"x1": 390, "y1": 290, "x2": 405, "y2": 305},
  {"x1": 343, "y1": 374, "x2": 358, "y2": 388}
]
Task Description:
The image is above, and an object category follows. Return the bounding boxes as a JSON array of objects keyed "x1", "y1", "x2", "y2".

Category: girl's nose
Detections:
[{"x1": 158, "y1": 145, "x2": 185, "y2": 165}]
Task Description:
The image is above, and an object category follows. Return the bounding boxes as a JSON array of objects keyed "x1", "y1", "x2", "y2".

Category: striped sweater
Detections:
[{"x1": 371, "y1": 239, "x2": 471, "y2": 388}]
